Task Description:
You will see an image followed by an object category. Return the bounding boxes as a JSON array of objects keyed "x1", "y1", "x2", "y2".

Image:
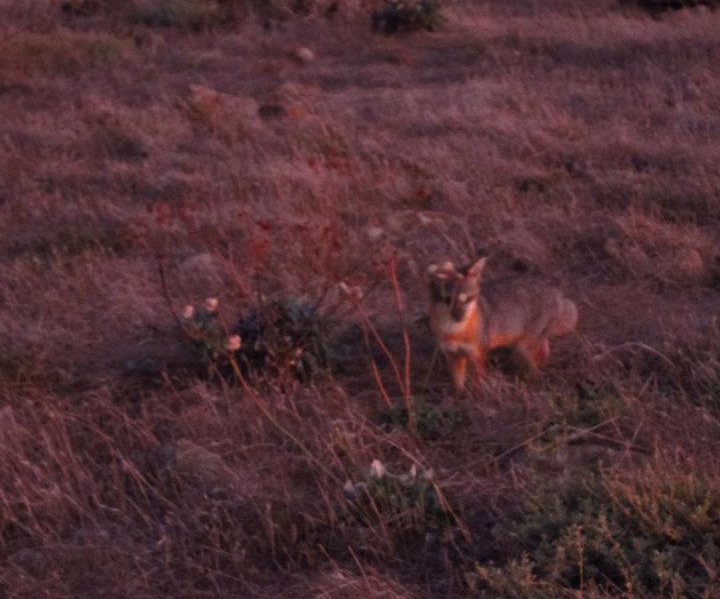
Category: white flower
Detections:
[
  {"x1": 441, "y1": 261, "x2": 455, "y2": 272},
  {"x1": 338, "y1": 282, "x2": 364, "y2": 301},
  {"x1": 369, "y1": 459, "x2": 386, "y2": 479},
  {"x1": 205, "y1": 297, "x2": 219, "y2": 312},
  {"x1": 418, "y1": 213, "x2": 434, "y2": 226},
  {"x1": 344, "y1": 480, "x2": 366, "y2": 499},
  {"x1": 409, "y1": 464, "x2": 417, "y2": 478},
  {"x1": 367, "y1": 226, "x2": 384, "y2": 241},
  {"x1": 182, "y1": 305, "x2": 195, "y2": 319},
  {"x1": 225, "y1": 334, "x2": 241, "y2": 351}
]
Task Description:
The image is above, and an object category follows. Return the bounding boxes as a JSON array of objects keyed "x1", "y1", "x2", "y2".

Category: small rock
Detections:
[
  {"x1": 676, "y1": 247, "x2": 705, "y2": 279},
  {"x1": 293, "y1": 46, "x2": 316, "y2": 64},
  {"x1": 10, "y1": 548, "x2": 50, "y2": 578},
  {"x1": 366, "y1": 226, "x2": 384, "y2": 241},
  {"x1": 175, "y1": 439, "x2": 236, "y2": 490},
  {"x1": 178, "y1": 252, "x2": 222, "y2": 285},
  {"x1": 258, "y1": 104, "x2": 287, "y2": 119}
]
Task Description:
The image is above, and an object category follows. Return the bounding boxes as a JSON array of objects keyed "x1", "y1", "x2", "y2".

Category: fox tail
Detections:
[{"x1": 549, "y1": 297, "x2": 578, "y2": 337}]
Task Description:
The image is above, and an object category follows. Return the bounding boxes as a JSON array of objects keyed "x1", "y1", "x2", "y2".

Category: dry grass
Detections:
[{"x1": 1, "y1": 0, "x2": 720, "y2": 597}]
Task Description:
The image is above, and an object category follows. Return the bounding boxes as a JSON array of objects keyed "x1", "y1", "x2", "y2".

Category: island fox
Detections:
[{"x1": 428, "y1": 258, "x2": 578, "y2": 391}]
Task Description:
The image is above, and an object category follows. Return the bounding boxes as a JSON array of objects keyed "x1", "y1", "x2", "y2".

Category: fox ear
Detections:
[{"x1": 465, "y1": 257, "x2": 487, "y2": 278}]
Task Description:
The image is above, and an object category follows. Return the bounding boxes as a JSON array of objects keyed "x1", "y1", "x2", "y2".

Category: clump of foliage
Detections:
[
  {"x1": 232, "y1": 298, "x2": 332, "y2": 382},
  {"x1": 179, "y1": 297, "x2": 331, "y2": 382},
  {"x1": 619, "y1": 0, "x2": 720, "y2": 15},
  {"x1": 344, "y1": 460, "x2": 456, "y2": 533},
  {"x1": 371, "y1": 0, "x2": 444, "y2": 33},
  {"x1": 92, "y1": 115, "x2": 148, "y2": 162},
  {"x1": 180, "y1": 297, "x2": 241, "y2": 374},
  {"x1": 378, "y1": 399, "x2": 469, "y2": 440},
  {"x1": 127, "y1": 0, "x2": 247, "y2": 31},
  {"x1": 0, "y1": 32, "x2": 123, "y2": 79},
  {"x1": 473, "y1": 465, "x2": 720, "y2": 598},
  {"x1": 61, "y1": 0, "x2": 101, "y2": 17},
  {"x1": 32, "y1": 227, "x2": 133, "y2": 259}
]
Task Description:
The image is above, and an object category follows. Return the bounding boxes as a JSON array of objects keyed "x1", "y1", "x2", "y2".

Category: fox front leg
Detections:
[
  {"x1": 471, "y1": 349, "x2": 487, "y2": 386},
  {"x1": 446, "y1": 352, "x2": 468, "y2": 392}
]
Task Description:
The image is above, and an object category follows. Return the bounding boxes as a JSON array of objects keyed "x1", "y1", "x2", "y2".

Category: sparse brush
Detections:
[
  {"x1": 90, "y1": 112, "x2": 148, "y2": 162},
  {"x1": 127, "y1": 0, "x2": 248, "y2": 30},
  {"x1": 0, "y1": 31, "x2": 124, "y2": 78},
  {"x1": 619, "y1": 0, "x2": 720, "y2": 14},
  {"x1": 180, "y1": 297, "x2": 241, "y2": 374},
  {"x1": 121, "y1": 0, "x2": 350, "y2": 30},
  {"x1": 177, "y1": 296, "x2": 332, "y2": 382},
  {"x1": 344, "y1": 459, "x2": 456, "y2": 534},
  {"x1": 371, "y1": 0, "x2": 444, "y2": 33},
  {"x1": 378, "y1": 398, "x2": 469, "y2": 440},
  {"x1": 232, "y1": 297, "x2": 332, "y2": 382},
  {"x1": 61, "y1": 0, "x2": 101, "y2": 16},
  {"x1": 480, "y1": 458, "x2": 720, "y2": 598}
]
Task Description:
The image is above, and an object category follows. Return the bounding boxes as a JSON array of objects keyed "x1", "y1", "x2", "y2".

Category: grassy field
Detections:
[{"x1": 1, "y1": 0, "x2": 720, "y2": 597}]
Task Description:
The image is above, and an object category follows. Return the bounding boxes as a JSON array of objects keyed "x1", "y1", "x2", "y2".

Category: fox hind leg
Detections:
[
  {"x1": 533, "y1": 339, "x2": 550, "y2": 367},
  {"x1": 517, "y1": 338, "x2": 550, "y2": 379}
]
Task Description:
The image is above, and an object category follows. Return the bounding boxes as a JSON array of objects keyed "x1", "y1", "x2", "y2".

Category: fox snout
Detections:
[{"x1": 433, "y1": 293, "x2": 473, "y2": 322}]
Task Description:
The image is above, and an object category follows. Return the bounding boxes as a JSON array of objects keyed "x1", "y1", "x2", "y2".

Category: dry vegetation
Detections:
[{"x1": 1, "y1": 0, "x2": 720, "y2": 597}]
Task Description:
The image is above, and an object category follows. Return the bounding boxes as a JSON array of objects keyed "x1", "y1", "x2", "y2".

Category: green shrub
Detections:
[
  {"x1": 180, "y1": 298, "x2": 241, "y2": 374},
  {"x1": 0, "y1": 33, "x2": 123, "y2": 78},
  {"x1": 378, "y1": 399, "x2": 469, "y2": 440},
  {"x1": 27, "y1": 227, "x2": 134, "y2": 259},
  {"x1": 344, "y1": 459, "x2": 456, "y2": 534},
  {"x1": 179, "y1": 297, "x2": 332, "y2": 383},
  {"x1": 619, "y1": 0, "x2": 720, "y2": 15},
  {"x1": 128, "y1": 0, "x2": 245, "y2": 31},
  {"x1": 85, "y1": 38, "x2": 123, "y2": 65},
  {"x1": 371, "y1": 0, "x2": 444, "y2": 34},
  {"x1": 476, "y1": 464, "x2": 720, "y2": 598},
  {"x1": 231, "y1": 298, "x2": 332, "y2": 382}
]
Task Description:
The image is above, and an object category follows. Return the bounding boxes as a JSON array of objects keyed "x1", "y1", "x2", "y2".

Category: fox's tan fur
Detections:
[{"x1": 428, "y1": 258, "x2": 578, "y2": 391}]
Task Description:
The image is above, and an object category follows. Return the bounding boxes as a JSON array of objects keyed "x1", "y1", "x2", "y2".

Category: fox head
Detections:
[{"x1": 427, "y1": 258, "x2": 487, "y2": 323}]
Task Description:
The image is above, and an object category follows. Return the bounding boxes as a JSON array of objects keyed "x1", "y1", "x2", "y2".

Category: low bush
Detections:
[
  {"x1": 127, "y1": 0, "x2": 247, "y2": 30},
  {"x1": 474, "y1": 459, "x2": 720, "y2": 598},
  {"x1": 180, "y1": 297, "x2": 241, "y2": 375},
  {"x1": 371, "y1": 0, "x2": 444, "y2": 33},
  {"x1": 378, "y1": 399, "x2": 469, "y2": 440},
  {"x1": 232, "y1": 298, "x2": 332, "y2": 382},
  {"x1": 344, "y1": 459, "x2": 456, "y2": 535},
  {"x1": 179, "y1": 296, "x2": 331, "y2": 383},
  {"x1": 619, "y1": 0, "x2": 720, "y2": 14}
]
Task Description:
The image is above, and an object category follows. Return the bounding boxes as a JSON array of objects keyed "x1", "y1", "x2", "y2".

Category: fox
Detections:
[{"x1": 428, "y1": 257, "x2": 578, "y2": 391}]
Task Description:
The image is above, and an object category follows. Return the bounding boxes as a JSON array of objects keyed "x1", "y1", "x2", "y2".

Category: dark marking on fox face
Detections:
[{"x1": 428, "y1": 258, "x2": 486, "y2": 322}]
